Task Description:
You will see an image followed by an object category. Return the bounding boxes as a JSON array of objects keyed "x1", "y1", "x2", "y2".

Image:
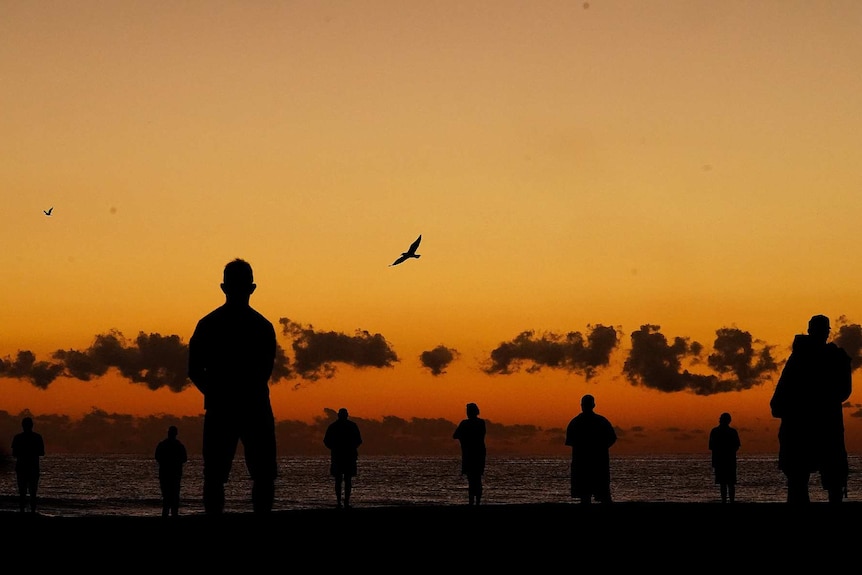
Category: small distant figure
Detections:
[
  {"x1": 770, "y1": 314, "x2": 852, "y2": 504},
  {"x1": 565, "y1": 394, "x2": 617, "y2": 504},
  {"x1": 155, "y1": 425, "x2": 188, "y2": 517},
  {"x1": 389, "y1": 234, "x2": 422, "y2": 266},
  {"x1": 43, "y1": 207, "x2": 53, "y2": 216},
  {"x1": 708, "y1": 412, "x2": 741, "y2": 503},
  {"x1": 323, "y1": 408, "x2": 363, "y2": 509},
  {"x1": 453, "y1": 402, "x2": 487, "y2": 506},
  {"x1": 188, "y1": 258, "x2": 279, "y2": 514},
  {"x1": 11, "y1": 417, "x2": 45, "y2": 513}
]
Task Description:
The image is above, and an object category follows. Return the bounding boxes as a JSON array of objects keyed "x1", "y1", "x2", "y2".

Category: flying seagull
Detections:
[
  {"x1": 43, "y1": 207, "x2": 53, "y2": 216},
  {"x1": 389, "y1": 234, "x2": 422, "y2": 266}
]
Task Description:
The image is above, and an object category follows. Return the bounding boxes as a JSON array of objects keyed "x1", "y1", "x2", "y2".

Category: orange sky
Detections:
[{"x1": 3, "y1": 1, "x2": 862, "y2": 454}]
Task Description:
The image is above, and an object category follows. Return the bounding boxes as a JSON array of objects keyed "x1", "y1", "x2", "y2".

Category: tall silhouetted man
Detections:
[
  {"x1": 770, "y1": 314, "x2": 852, "y2": 504},
  {"x1": 11, "y1": 416, "x2": 45, "y2": 513},
  {"x1": 188, "y1": 258, "x2": 278, "y2": 514},
  {"x1": 565, "y1": 394, "x2": 617, "y2": 504},
  {"x1": 155, "y1": 425, "x2": 188, "y2": 517},
  {"x1": 323, "y1": 408, "x2": 363, "y2": 509}
]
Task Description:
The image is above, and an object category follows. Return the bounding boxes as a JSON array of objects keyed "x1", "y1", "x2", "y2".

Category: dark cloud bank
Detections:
[
  {"x1": 2, "y1": 317, "x2": 862, "y2": 455},
  {"x1": 0, "y1": 408, "x2": 566, "y2": 458},
  {"x1": 4, "y1": 317, "x2": 862, "y2": 393},
  {"x1": 622, "y1": 325, "x2": 778, "y2": 395}
]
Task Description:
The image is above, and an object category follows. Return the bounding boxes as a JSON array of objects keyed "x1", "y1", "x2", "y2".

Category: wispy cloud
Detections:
[
  {"x1": 482, "y1": 324, "x2": 620, "y2": 378},
  {"x1": 419, "y1": 345, "x2": 459, "y2": 376},
  {"x1": 0, "y1": 350, "x2": 64, "y2": 390},
  {"x1": 835, "y1": 316, "x2": 862, "y2": 372},
  {"x1": 622, "y1": 325, "x2": 778, "y2": 395},
  {"x1": 279, "y1": 318, "x2": 399, "y2": 383},
  {"x1": 0, "y1": 330, "x2": 292, "y2": 391}
]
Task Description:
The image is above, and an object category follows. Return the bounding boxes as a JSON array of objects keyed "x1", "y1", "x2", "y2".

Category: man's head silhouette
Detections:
[
  {"x1": 808, "y1": 314, "x2": 830, "y2": 344},
  {"x1": 581, "y1": 394, "x2": 596, "y2": 412},
  {"x1": 221, "y1": 258, "x2": 256, "y2": 303}
]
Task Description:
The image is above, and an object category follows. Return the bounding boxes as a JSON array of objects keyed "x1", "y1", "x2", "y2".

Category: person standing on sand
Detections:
[
  {"x1": 565, "y1": 394, "x2": 617, "y2": 504},
  {"x1": 323, "y1": 408, "x2": 363, "y2": 509},
  {"x1": 709, "y1": 412, "x2": 741, "y2": 503},
  {"x1": 188, "y1": 258, "x2": 279, "y2": 514},
  {"x1": 11, "y1": 416, "x2": 45, "y2": 513},
  {"x1": 453, "y1": 402, "x2": 487, "y2": 506},
  {"x1": 770, "y1": 314, "x2": 852, "y2": 504},
  {"x1": 155, "y1": 425, "x2": 188, "y2": 517}
]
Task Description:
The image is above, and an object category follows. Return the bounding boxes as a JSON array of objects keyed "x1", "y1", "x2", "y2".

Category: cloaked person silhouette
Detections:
[
  {"x1": 453, "y1": 402, "x2": 487, "y2": 506},
  {"x1": 11, "y1": 416, "x2": 45, "y2": 513},
  {"x1": 565, "y1": 394, "x2": 617, "y2": 504},
  {"x1": 708, "y1": 412, "x2": 741, "y2": 503},
  {"x1": 323, "y1": 408, "x2": 363, "y2": 509},
  {"x1": 188, "y1": 258, "x2": 278, "y2": 514},
  {"x1": 770, "y1": 314, "x2": 852, "y2": 504},
  {"x1": 155, "y1": 425, "x2": 188, "y2": 517}
]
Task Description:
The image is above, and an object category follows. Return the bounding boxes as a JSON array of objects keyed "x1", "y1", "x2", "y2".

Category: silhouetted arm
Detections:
[
  {"x1": 770, "y1": 356, "x2": 797, "y2": 418},
  {"x1": 323, "y1": 425, "x2": 333, "y2": 450},
  {"x1": 607, "y1": 420, "x2": 617, "y2": 448},
  {"x1": 835, "y1": 346, "x2": 852, "y2": 402},
  {"x1": 354, "y1": 425, "x2": 363, "y2": 449},
  {"x1": 255, "y1": 321, "x2": 277, "y2": 385},
  {"x1": 187, "y1": 323, "x2": 209, "y2": 395}
]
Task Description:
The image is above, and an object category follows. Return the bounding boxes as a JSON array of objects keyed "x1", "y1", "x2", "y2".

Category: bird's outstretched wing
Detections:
[
  {"x1": 44, "y1": 207, "x2": 53, "y2": 216},
  {"x1": 390, "y1": 254, "x2": 409, "y2": 266},
  {"x1": 406, "y1": 234, "x2": 421, "y2": 255}
]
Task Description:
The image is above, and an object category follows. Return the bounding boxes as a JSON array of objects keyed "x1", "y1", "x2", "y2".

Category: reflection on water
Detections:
[{"x1": 3, "y1": 454, "x2": 860, "y2": 517}]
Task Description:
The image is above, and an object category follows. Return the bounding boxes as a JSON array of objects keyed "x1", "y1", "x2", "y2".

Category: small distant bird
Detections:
[
  {"x1": 389, "y1": 234, "x2": 422, "y2": 266},
  {"x1": 43, "y1": 207, "x2": 53, "y2": 216}
]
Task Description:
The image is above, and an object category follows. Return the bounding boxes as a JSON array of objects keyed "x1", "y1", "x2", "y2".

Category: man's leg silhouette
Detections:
[
  {"x1": 252, "y1": 479, "x2": 274, "y2": 513},
  {"x1": 203, "y1": 479, "x2": 225, "y2": 514},
  {"x1": 786, "y1": 473, "x2": 810, "y2": 504}
]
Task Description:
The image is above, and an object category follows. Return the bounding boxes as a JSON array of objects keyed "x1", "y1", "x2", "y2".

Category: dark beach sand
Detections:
[{"x1": 2, "y1": 502, "x2": 855, "y2": 569}]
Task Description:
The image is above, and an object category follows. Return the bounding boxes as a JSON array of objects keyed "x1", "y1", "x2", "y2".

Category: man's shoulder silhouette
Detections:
[
  {"x1": 195, "y1": 302, "x2": 275, "y2": 335},
  {"x1": 825, "y1": 341, "x2": 851, "y2": 359}
]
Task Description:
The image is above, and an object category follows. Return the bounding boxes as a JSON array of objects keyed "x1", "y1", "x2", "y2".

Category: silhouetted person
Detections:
[
  {"x1": 323, "y1": 408, "x2": 362, "y2": 509},
  {"x1": 11, "y1": 417, "x2": 45, "y2": 513},
  {"x1": 709, "y1": 412, "x2": 740, "y2": 503},
  {"x1": 565, "y1": 394, "x2": 617, "y2": 504},
  {"x1": 770, "y1": 314, "x2": 852, "y2": 504},
  {"x1": 155, "y1": 425, "x2": 188, "y2": 517},
  {"x1": 188, "y1": 258, "x2": 279, "y2": 514},
  {"x1": 453, "y1": 402, "x2": 487, "y2": 506}
]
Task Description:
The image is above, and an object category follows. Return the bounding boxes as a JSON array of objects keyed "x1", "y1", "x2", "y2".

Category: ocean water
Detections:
[{"x1": 3, "y1": 454, "x2": 861, "y2": 517}]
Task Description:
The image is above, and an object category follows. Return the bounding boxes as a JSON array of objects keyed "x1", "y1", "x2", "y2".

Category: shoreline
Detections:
[{"x1": 3, "y1": 501, "x2": 857, "y2": 567}]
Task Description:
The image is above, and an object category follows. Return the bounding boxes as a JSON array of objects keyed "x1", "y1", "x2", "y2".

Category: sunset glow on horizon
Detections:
[{"x1": 3, "y1": 1, "x2": 862, "y2": 455}]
